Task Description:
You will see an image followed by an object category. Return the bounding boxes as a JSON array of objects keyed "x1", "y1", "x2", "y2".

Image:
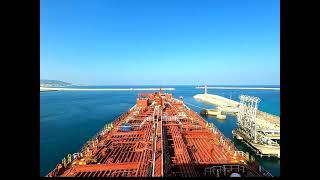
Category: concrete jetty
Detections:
[
  {"x1": 194, "y1": 93, "x2": 239, "y2": 107},
  {"x1": 193, "y1": 93, "x2": 280, "y2": 128}
]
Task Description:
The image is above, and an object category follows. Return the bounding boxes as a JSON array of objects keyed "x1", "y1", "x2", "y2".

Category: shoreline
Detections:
[
  {"x1": 40, "y1": 89, "x2": 58, "y2": 92},
  {"x1": 40, "y1": 87, "x2": 175, "y2": 91}
]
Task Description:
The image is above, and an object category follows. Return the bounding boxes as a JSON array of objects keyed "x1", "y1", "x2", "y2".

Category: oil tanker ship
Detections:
[{"x1": 47, "y1": 90, "x2": 272, "y2": 177}]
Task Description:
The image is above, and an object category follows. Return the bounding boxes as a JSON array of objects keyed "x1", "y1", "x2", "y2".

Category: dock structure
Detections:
[
  {"x1": 47, "y1": 91, "x2": 272, "y2": 177},
  {"x1": 193, "y1": 88, "x2": 280, "y2": 129},
  {"x1": 233, "y1": 95, "x2": 280, "y2": 158},
  {"x1": 193, "y1": 86, "x2": 280, "y2": 158}
]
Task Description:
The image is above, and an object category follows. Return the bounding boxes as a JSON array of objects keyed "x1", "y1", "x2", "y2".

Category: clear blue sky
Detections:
[{"x1": 40, "y1": 0, "x2": 279, "y2": 85}]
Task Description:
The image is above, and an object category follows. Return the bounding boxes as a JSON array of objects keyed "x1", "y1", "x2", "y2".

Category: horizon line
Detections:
[{"x1": 68, "y1": 84, "x2": 280, "y2": 86}]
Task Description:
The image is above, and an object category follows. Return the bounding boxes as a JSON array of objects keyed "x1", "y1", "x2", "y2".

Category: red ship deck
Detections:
[{"x1": 47, "y1": 91, "x2": 271, "y2": 177}]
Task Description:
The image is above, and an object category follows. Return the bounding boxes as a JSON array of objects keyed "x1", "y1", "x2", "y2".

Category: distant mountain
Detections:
[{"x1": 40, "y1": 79, "x2": 72, "y2": 87}]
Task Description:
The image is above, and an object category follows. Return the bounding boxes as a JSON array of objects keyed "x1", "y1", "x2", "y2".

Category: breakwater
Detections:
[
  {"x1": 196, "y1": 87, "x2": 280, "y2": 91},
  {"x1": 40, "y1": 87, "x2": 175, "y2": 91}
]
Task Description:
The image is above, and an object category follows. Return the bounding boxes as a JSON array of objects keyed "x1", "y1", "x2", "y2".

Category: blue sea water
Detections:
[{"x1": 40, "y1": 85, "x2": 280, "y2": 176}]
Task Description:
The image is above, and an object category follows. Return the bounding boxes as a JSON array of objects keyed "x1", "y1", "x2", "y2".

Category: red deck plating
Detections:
[{"x1": 47, "y1": 91, "x2": 270, "y2": 177}]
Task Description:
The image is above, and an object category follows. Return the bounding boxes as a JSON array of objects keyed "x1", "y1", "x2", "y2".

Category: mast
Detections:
[{"x1": 204, "y1": 84, "x2": 208, "y2": 94}]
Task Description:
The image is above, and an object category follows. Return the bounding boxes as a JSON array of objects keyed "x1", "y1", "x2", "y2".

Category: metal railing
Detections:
[
  {"x1": 258, "y1": 165, "x2": 273, "y2": 177},
  {"x1": 204, "y1": 165, "x2": 245, "y2": 177},
  {"x1": 47, "y1": 105, "x2": 136, "y2": 177}
]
